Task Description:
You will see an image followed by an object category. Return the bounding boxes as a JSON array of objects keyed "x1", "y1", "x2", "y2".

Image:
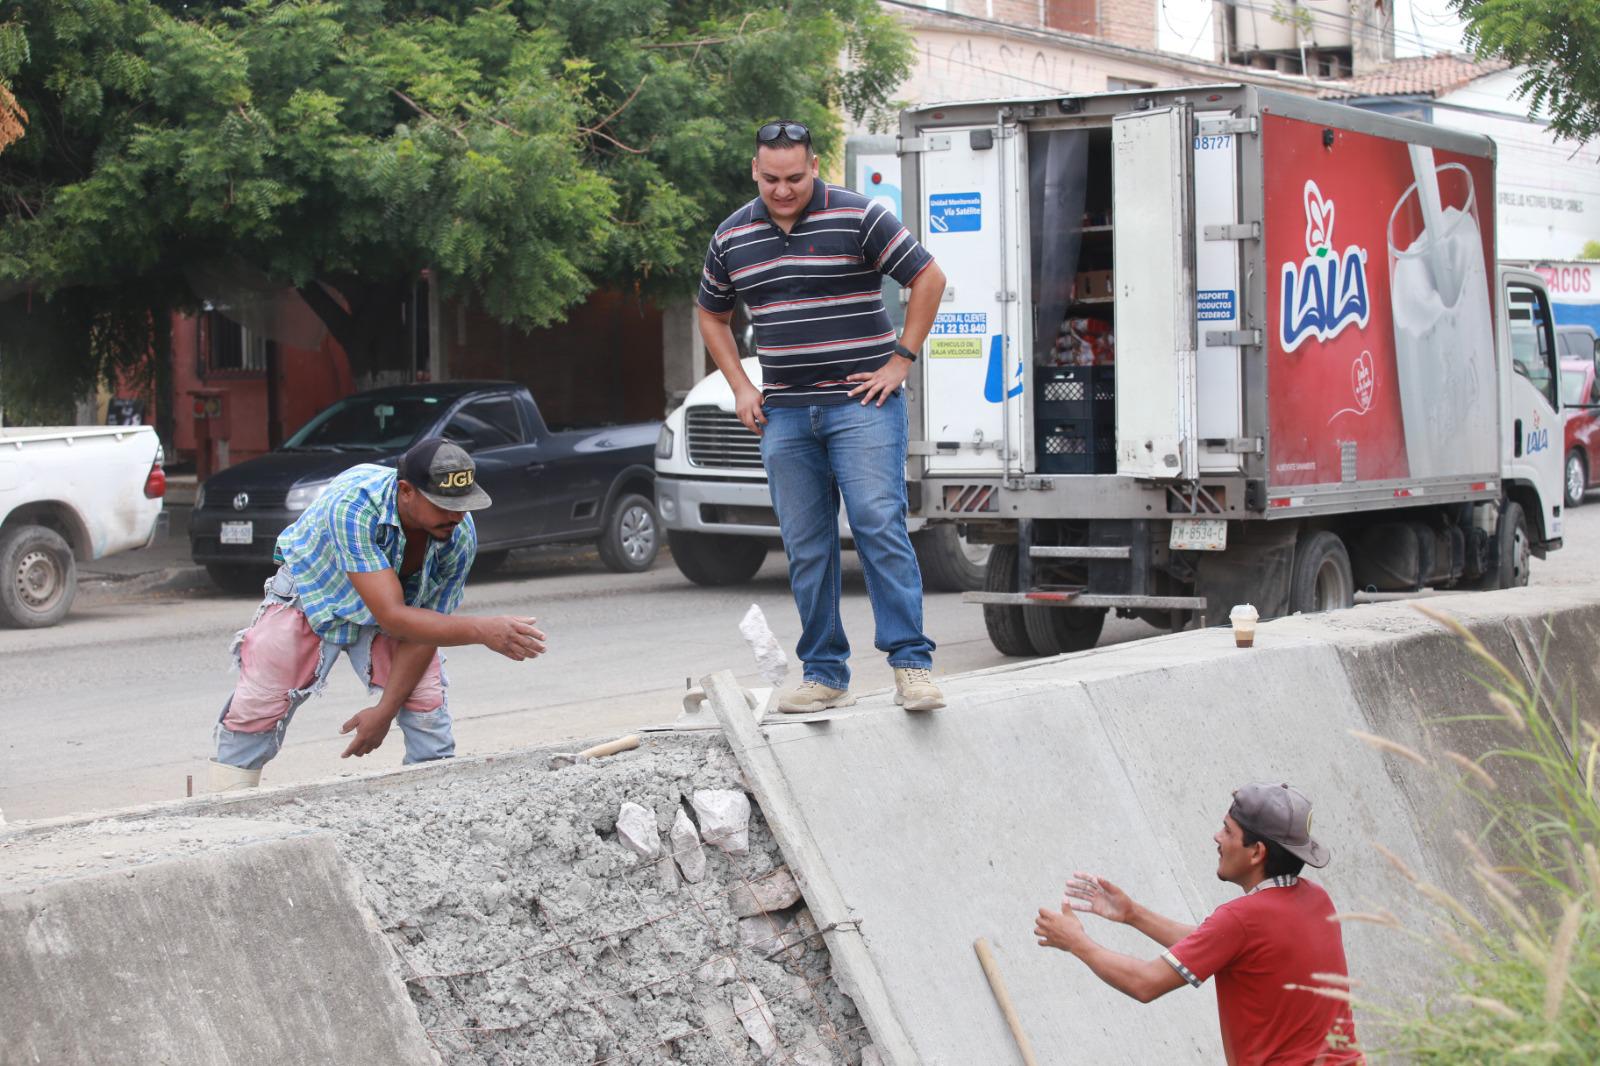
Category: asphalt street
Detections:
[{"x1": 4, "y1": 499, "x2": 1597, "y2": 823}]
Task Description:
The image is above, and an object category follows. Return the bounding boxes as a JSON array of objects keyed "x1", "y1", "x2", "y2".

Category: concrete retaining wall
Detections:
[
  {"x1": 710, "y1": 586, "x2": 1600, "y2": 1066},
  {"x1": 0, "y1": 819, "x2": 436, "y2": 1066}
]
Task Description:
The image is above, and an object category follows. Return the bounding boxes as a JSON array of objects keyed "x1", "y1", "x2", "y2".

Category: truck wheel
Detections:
[
  {"x1": 0, "y1": 524, "x2": 77, "y2": 628},
  {"x1": 1494, "y1": 501, "x2": 1532, "y2": 589},
  {"x1": 982, "y1": 544, "x2": 1037, "y2": 657},
  {"x1": 913, "y1": 523, "x2": 991, "y2": 592},
  {"x1": 1024, "y1": 602, "x2": 1107, "y2": 656},
  {"x1": 1289, "y1": 531, "x2": 1354, "y2": 614},
  {"x1": 598, "y1": 493, "x2": 661, "y2": 573},
  {"x1": 205, "y1": 564, "x2": 272, "y2": 596},
  {"x1": 668, "y1": 530, "x2": 767, "y2": 586},
  {"x1": 1565, "y1": 450, "x2": 1587, "y2": 508}
]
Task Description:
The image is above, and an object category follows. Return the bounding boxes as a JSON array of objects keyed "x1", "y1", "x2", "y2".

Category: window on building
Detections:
[
  {"x1": 1049, "y1": 0, "x2": 1098, "y2": 35},
  {"x1": 202, "y1": 310, "x2": 268, "y2": 375}
]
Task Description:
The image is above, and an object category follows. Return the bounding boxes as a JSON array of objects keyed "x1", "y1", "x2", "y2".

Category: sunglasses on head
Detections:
[{"x1": 757, "y1": 121, "x2": 811, "y2": 145}]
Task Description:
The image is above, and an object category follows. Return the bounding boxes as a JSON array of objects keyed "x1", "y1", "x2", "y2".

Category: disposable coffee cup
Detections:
[{"x1": 1229, "y1": 604, "x2": 1259, "y2": 648}]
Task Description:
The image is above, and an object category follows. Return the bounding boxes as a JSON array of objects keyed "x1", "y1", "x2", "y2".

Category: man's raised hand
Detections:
[
  {"x1": 1064, "y1": 872, "x2": 1134, "y2": 923},
  {"x1": 481, "y1": 616, "x2": 547, "y2": 660}
]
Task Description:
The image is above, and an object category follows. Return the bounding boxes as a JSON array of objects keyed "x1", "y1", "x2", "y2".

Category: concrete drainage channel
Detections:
[
  {"x1": 6, "y1": 585, "x2": 1600, "y2": 1064},
  {"x1": 1, "y1": 735, "x2": 872, "y2": 1066}
]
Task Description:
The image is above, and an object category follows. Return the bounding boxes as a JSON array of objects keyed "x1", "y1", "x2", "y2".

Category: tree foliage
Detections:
[
  {"x1": 0, "y1": 0, "x2": 912, "y2": 410},
  {"x1": 1451, "y1": 0, "x2": 1600, "y2": 144}
]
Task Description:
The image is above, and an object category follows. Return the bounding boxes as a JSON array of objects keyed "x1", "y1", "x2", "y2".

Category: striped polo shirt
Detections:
[{"x1": 699, "y1": 181, "x2": 934, "y2": 407}]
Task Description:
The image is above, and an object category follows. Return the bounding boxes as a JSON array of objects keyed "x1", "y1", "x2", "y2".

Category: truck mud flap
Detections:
[{"x1": 1192, "y1": 522, "x2": 1296, "y2": 625}]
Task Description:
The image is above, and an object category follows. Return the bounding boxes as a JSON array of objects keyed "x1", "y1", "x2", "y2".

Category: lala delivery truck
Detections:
[{"x1": 899, "y1": 83, "x2": 1565, "y2": 657}]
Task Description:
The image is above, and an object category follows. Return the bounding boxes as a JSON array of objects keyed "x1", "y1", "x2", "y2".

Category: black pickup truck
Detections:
[{"x1": 191, "y1": 382, "x2": 661, "y2": 592}]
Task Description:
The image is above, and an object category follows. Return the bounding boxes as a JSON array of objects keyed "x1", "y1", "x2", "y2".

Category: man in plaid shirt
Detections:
[{"x1": 207, "y1": 438, "x2": 546, "y2": 791}]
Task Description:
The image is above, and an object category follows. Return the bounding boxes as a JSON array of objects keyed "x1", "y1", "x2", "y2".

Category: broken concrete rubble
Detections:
[
  {"x1": 672, "y1": 808, "x2": 707, "y2": 883},
  {"x1": 729, "y1": 866, "x2": 802, "y2": 918},
  {"x1": 616, "y1": 800, "x2": 662, "y2": 860},
  {"x1": 692, "y1": 789, "x2": 752, "y2": 855}
]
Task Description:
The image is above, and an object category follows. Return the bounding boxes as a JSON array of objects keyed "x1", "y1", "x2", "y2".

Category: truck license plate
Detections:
[
  {"x1": 219, "y1": 521, "x2": 253, "y2": 545},
  {"x1": 1170, "y1": 518, "x2": 1227, "y2": 551}
]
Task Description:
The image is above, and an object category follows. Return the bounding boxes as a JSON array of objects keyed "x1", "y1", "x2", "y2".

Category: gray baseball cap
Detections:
[
  {"x1": 1229, "y1": 782, "x2": 1330, "y2": 868},
  {"x1": 399, "y1": 437, "x2": 493, "y2": 512}
]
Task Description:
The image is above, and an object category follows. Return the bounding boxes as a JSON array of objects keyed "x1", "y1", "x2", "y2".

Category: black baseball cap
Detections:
[
  {"x1": 1229, "y1": 782, "x2": 1330, "y2": 868},
  {"x1": 398, "y1": 437, "x2": 492, "y2": 512}
]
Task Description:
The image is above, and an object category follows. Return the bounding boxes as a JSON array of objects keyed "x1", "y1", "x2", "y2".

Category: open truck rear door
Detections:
[
  {"x1": 1112, "y1": 104, "x2": 1198, "y2": 481},
  {"x1": 914, "y1": 118, "x2": 1026, "y2": 477}
]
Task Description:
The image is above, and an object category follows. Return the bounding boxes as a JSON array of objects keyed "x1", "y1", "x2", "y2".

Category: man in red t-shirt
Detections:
[{"x1": 1034, "y1": 782, "x2": 1364, "y2": 1064}]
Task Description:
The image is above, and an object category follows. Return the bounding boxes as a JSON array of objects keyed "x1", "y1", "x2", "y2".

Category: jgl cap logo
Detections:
[{"x1": 439, "y1": 469, "x2": 474, "y2": 491}]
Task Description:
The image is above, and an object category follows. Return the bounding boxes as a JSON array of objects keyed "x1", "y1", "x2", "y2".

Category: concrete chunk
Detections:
[
  {"x1": 616, "y1": 801, "x2": 662, "y2": 860},
  {"x1": 729, "y1": 865, "x2": 802, "y2": 917},
  {"x1": 0, "y1": 818, "x2": 434, "y2": 1066},
  {"x1": 693, "y1": 788, "x2": 751, "y2": 855},
  {"x1": 738, "y1": 913, "x2": 784, "y2": 951},
  {"x1": 672, "y1": 808, "x2": 707, "y2": 882},
  {"x1": 732, "y1": 982, "x2": 779, "y2": 1060}
]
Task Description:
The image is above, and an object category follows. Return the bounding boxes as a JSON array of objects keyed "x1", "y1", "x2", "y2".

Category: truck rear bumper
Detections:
[
  {"x1": 964, "y1": 591, "x2": 1209, "y2": 611},
  {"x1": 656, "y1": 476, "x2": 780, "y2": 537}
]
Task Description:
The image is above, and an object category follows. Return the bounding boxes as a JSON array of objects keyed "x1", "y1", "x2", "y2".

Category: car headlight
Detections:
[
  {"x1": 655, "y1": 424, "x2": 675, "y2": 459},
  {"x1": 286, "y1": 479, "x2": 331, "y2": 512}
]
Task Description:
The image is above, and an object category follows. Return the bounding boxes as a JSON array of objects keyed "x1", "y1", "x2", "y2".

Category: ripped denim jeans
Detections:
[{"x1": 214, "y1": 566, "x2": 454, "y2": 770}]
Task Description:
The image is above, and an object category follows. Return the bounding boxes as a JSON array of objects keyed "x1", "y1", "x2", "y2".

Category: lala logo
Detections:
[{"x1": 1280, "y1": 181, "x2": 1370, "y2": 353}]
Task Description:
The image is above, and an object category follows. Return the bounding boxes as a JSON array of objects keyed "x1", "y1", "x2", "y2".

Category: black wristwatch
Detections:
[{"x1": 893, "y1": 341, "x2": 919, "y2": 362}]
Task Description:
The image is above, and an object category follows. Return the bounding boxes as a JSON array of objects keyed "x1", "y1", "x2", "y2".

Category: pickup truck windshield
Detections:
[{"x1": 282, "y1": 395, "x2": 444, "y2": 451}]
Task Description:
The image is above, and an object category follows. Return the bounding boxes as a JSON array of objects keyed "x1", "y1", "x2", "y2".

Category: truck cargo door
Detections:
[
  {"x1": 1112, "y1": 105, "x2": 1198, "y2": 480},
  {"x1": 917, "y1": 121, "x2": 1025, "y2": 475}
]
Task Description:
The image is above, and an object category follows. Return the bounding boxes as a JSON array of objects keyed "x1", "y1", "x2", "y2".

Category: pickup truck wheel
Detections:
[
  {"x1": 204, "y1": 564, "x2": 272, "y2": 596},
  {"x1": 1024, "y1": 601, "x2": 1107, "y2": 656},
  {"x1": 667, "y1": 530, "x2": 767, "y2": 586},
  {"x1": 1565, "y1": 450, "x2": 1587, "y2": 508},
  {"x1": 598, "y1": 493, "x2": 661, "y2": 573},
  {"x1": 913, "y1": 524, "x2": 991, "y2": 592},
  {"x1": 0, "y1": 524, "x2": 77, "y2": 628},
  {"x1": 982, "y1": 544, "x2": 1037, "y2": 657},
  {"x1": 1289, "y1": 530, "x2": 1354, "y2": 614}
]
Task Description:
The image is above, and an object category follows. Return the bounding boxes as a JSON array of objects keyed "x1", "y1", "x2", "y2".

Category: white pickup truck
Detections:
[
  {"x1": 653, "y1": 359, "x2": 989, "y2": 590},
  {"x1": 0, "y1": 426, "x2": 166, "y2": 627}
]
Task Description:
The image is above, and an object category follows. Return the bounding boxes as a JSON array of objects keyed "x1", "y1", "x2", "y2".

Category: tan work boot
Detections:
[
  {"x1": 208, "y1": 759, "x2": 261, "y2": 792},
  {"x1": 894, "y1": 668, "x2": 945, "y2": 712},
  {"x1": 777, "y1": 681, "x2": 856, "y2": 714}
]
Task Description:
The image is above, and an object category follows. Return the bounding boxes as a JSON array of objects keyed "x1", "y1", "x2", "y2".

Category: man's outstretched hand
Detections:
[
  {"x1": 1063, "y1": 872, "x2": 1134, "y2": 923},
  {"x1": 480, "y1": 617, "x2": 547, "y2": 661},
  {"x1": 340, "y1": 705, "x2": 396, "y2": 758},
  {"x1": 1035, "y1": 904, "x2": 1089, "y2": 953}
]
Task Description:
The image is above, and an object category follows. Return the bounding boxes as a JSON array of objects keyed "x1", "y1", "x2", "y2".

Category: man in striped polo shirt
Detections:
[
  {"x1": 207, "y1": 438, "x2": 547, "y2": 791},
  {"x1": 697, "y1": 119, "x2": 949, "y2": 713}
]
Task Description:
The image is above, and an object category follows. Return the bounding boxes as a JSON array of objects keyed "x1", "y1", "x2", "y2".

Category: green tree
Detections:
[
  {"x1": 1451, "y1": 0, "x2": 1600, "y2": 143},
  {"x1": 0, "y1": 0, "x2": 911, "y2": 412},
  {"x1": 1581, "y1": 239, "x2": 1600, "y2": 259}
]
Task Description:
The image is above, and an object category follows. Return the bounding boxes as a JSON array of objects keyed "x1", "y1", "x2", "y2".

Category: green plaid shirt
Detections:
[{"x1": 274, "y1": 464, "x2": 476, "y2": 643}]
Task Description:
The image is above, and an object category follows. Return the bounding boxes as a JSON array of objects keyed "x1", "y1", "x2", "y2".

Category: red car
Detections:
[{"x1": 1562, "y1": 357, "x2": 1600, "y2": 506}]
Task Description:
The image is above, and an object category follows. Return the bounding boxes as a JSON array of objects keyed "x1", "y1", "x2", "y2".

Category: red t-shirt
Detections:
[{"x1": 1164, "y1": 878, "x2": 1363, "y2": 1065}]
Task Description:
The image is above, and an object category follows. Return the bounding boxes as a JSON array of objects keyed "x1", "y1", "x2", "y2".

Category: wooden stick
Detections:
[
  {"x1": 578, "y1": 734, "x2": 640, "y2": 760},
  {"x1": 974, "y1": 938, "x2": 1041, "y2": 1066}
]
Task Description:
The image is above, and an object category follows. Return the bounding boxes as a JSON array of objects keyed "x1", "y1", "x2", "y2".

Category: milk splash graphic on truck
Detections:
[{"x1": 1279, "y1": 181, "x2": 1370, "y2": 353}]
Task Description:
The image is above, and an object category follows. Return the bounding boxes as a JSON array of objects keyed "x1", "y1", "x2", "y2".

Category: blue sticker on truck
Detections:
[
  {"x1": 1198, "y1": 290, "x2": 1236, "y2": 321},
  {"x1": 928, "y1": 192, "x2": 982, "y2": 233}
]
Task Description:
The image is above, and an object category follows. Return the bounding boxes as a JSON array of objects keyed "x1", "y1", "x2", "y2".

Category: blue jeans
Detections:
[{"x1": 761, "y1": 390, "x2": 934, "y2": 689}]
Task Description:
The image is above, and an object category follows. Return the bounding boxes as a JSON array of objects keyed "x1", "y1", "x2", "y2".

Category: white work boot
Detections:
[
  {"x1": 776, "y1": 681, "x2": 856, "y2": 714},
  {"x1": 894, "y1": 668, "x2": 945, "y2": 712},
  {"x1": 208, "y1": 759, "x2": 261, "y2": 792}
]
